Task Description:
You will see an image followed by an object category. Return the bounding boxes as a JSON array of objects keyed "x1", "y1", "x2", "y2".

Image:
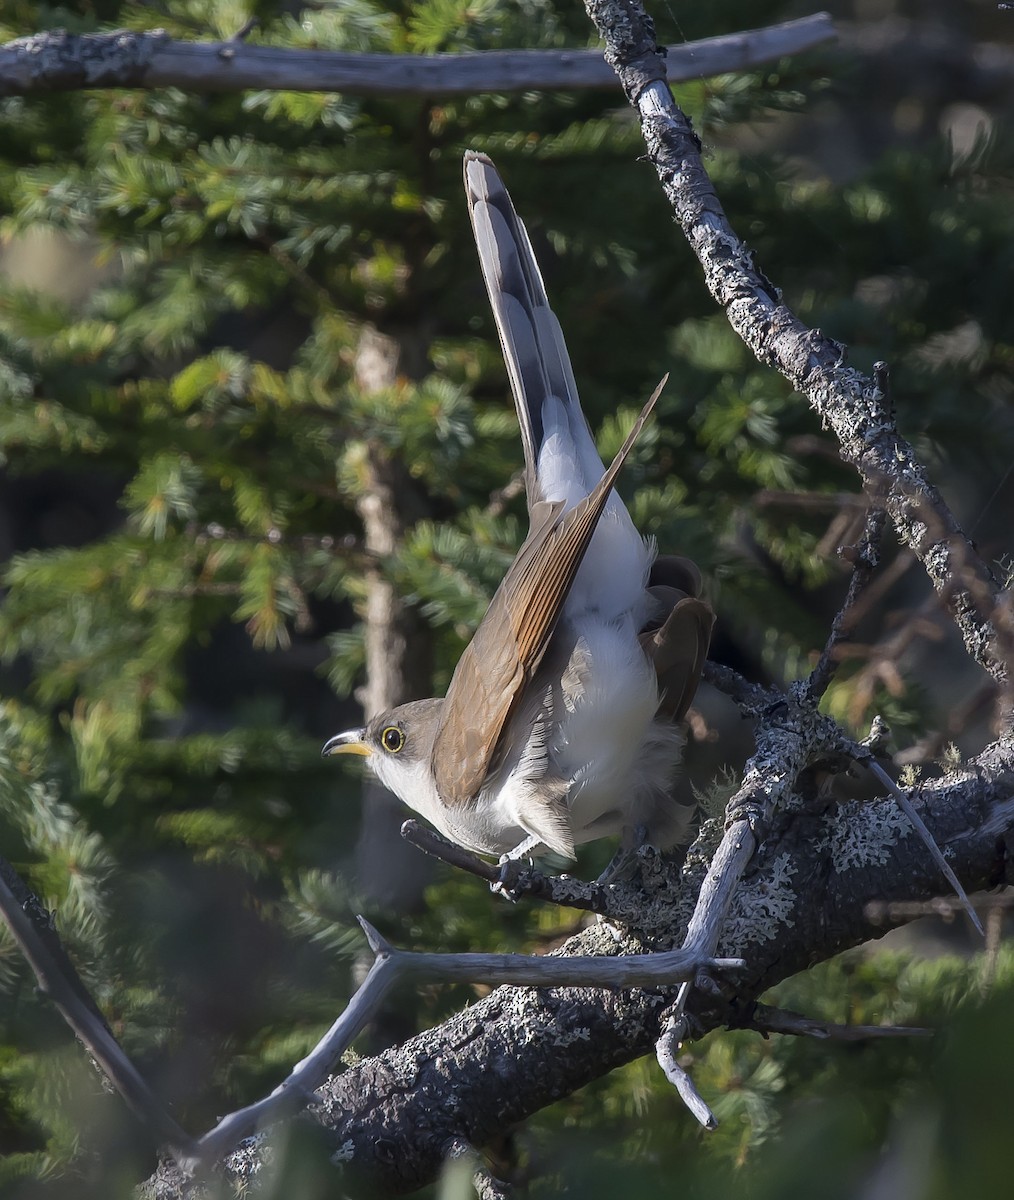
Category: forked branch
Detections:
[{"x1": 582, "y1": 0, "x2": 1012, "y2": 694}]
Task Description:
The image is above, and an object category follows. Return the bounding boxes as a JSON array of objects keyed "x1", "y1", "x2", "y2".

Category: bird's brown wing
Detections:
[
  {"x1": 648, "y1": 554, "x2": 703, "y2": 602},
  {"x1": 433, "y1": 383, "x2": 665, "y2": 808},
  {"x1": 640, "y1": 554, "x2": 714, "y2": 721},
  {"x1": 640, "y1": 596, "x2": 714, "y2": 722}
]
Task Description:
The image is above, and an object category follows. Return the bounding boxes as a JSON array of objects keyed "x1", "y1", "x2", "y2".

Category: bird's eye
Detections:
[{"x1": 381, "y1": 726, "x2": 405, "y2": 753}]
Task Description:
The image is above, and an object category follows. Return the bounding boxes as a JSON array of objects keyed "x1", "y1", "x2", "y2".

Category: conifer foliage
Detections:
[{"x1": 0, "y1": 0, "x2": 1012, "y2": 1194}]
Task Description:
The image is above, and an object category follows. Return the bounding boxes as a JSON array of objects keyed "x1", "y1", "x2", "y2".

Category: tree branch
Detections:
[
  {"x1": 806, "y1": 506, "x2": 886, "y2": 699},
  {"x1": 141, "y1": 765, "x2": 1010, "y2": 1195},
  {"x1": 444, "y1": 1140, "x2": 514, "y2": 1200},
  {"x1": 191, "y1": 918, "x2": 741, "y2": 1167},
  {"x1": 0, "y1": 16, "x2": 834, "y2": 96},
  {"x1": 581, "y1": 0, "x2": 1012, "y2": 695},
  {"x1": 1, "y1": 835, "x2": 740, "y2": 1173},
  {"x1": 747, "y1": 1004, "x2": 933, "y2": 1041},
  {"x1": 400, "y1": 818, "x2": 615, "y2": 915},
  {"x1": 0, "y1": 857, "x2": 196, "y2": 1164},
  {"x1": 655, "y1": 1017, "x2": 717, "y2": 1128}
]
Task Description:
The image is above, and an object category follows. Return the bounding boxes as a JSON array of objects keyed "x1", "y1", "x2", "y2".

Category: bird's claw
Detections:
[
  {"x1": 596, "y1": 824, "x2": 650, "y2": 884},
  {"x1": 491, "y1": 855, "x2": 528, "y2": 902}
]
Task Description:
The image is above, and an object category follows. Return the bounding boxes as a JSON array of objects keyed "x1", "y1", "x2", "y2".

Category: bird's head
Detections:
[{"x1": 322, "y1": 698, "x2": 444, "y2": 802}]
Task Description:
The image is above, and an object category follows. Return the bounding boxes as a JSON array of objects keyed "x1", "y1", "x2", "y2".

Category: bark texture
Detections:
[
  {"x1": 0, "y1": 20, "x2": 834, "y2": 97},
  {"x1": 141, "y1": 766, "x2": 1011, "y2": 1196}
]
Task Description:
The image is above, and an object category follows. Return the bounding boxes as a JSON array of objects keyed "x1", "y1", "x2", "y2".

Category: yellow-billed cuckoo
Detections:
[{"x1": 323, "y1": 152, "x2": 714, "y2": 864}]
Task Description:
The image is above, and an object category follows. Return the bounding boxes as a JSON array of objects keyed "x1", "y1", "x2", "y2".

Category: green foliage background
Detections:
[{"x1": 0, "y1": 0, "x2": 1011, "y2": 1195}]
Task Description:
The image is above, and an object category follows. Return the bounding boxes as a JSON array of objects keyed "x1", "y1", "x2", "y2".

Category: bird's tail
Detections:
[{"x1": 463, "y1": 152, "x2": 606, "y2": 507}]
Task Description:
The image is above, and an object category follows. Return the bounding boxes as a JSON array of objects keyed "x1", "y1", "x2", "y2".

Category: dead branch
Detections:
[
  {"x1": 655, "y1": 1017, "x2": 717, "y2": 1128},
  {"x1": 0, "y1": 16, "x2": 834, "y2": 97},
  {"x1": 753, "y1": 489, "x2": 868, "y2": 512},
  {"x1": 747, "y1": 1004, "x2": 933, "y2": 1040},
  {"x1": 702, "y1": 660, "x2": 769, "y2": 709},
  {"x1": 400, "y1": 819, "x2": 615, "y2": 915},
  {"x1": 0, "y1": 857, "x2": 196, "y2": 1164},
  {"x1": 581, "y1": 0, "x2": 1013, "y2": 694},
  {"x1": 1, "y1": 839, "x2": 742, "y2": 1174},
  {"x1": 807, "y1": 506, "x2": 886, "y2": 698},
  {"x1": 139, "y1": 765, "x2": 1010, "y2": 1196},
  {"x1": 444, "y1": 1140, "x2": 514, "y2": 1200},
  {"x1": 865, "y1": 891, "x2": 1014, "y2": 924},
  {"x1": 192, "y1": 919, "x2": 742, "y2": 1167}
]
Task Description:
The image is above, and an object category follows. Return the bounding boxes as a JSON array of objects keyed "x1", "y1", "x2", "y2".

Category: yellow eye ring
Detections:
[{"x1": 381, "y1": 726, "x2": 405, "y2": 753}]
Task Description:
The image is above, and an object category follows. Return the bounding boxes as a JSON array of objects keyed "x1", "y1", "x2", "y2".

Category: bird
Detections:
[{"x1": 323, "y1": 152, "x2": 714, "y2": 867}]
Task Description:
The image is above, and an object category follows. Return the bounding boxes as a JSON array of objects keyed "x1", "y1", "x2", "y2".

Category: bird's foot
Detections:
[
  {"x1": 492, "y1": 854, "x2": 533, "y2": 902},
  {"x1": 596, "y1": 824, "x2": 650, "y2": 884},
  {"x1": 490, "y1": 834, "x2": 543, "y2": 900}
]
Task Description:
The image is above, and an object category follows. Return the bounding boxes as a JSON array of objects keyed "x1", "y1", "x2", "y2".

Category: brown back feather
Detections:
[{"x1": 433, "y1": 383, "x2": 665, "y2": 808}]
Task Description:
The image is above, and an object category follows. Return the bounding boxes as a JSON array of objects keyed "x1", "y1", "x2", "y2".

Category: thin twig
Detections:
[
  {"x1": 753, "y1": 490, "x2": 868, "y2": 512},
  {"x1": 848, "y1": 746, "x2": 984, "y2": 936},
  {"x1": 402, "y1": 819, "x2": 503, "y2": 883},
  {"x1": 485, "y1": 471, "x2": 525, "y2": 519},
  {"x1": 807, "y1": 506, "x2": 887, "y2": 699},
  {"x1": 444, "y1": 1139, "x2": 514, "y2": 1200},
  {"x1": 835, "y1": 547, "x2": 916, "y2": 632},
  {"x1": 815, "y1": 505, "x2": 867, "y2": 564},
  {"x1": 980, "y1": 904, "x2": 1004, "y2": 994},
  {"x1": 748, "y1": 1003, "x2": 933, "y2": 1041},
  {"x1": 258, "y1": 234, "x2": 342, "y2": 312},
  {"x1": 841, "y1": 590, "x2": 948, "y2": 727},
  {"x1": 400, "y1": 820, "x2": 613, "y2": 915},
  {"x1": 227, "y1": 17, "x2": 259, "y2": 43},
  {"x1": 701, "y1": 660, "x2": 771, "y2": 710},
  {"x1": 655, "y1": 1019, "x2": 716, "y2": 1128},
  {"x1": 864, "y1": 892, "x2": 1014, "y2": 923}
]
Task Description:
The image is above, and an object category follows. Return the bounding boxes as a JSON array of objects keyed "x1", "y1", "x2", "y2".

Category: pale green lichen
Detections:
[
  {"x1": 817, "y1": 805, "x2": 911, "y2": 873},
  {"x1": 227, "y1": 1133, "x2": 271, "y2": 1178},
  {"x1": 723, "y1": 851, "x2": 798, "y2": 948}
]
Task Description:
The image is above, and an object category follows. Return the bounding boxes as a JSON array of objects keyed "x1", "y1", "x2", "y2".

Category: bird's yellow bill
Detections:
[{"x1": 321, "y1": 730, "x2": 371, "y2": 758}]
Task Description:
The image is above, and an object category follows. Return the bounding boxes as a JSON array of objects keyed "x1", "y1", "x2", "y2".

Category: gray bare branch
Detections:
[{"x1": 0, "y1": 16, "x2": 833, "y2": 96}]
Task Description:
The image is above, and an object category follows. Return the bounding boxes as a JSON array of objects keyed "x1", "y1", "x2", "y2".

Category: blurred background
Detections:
[{"x1": 0, "y1": 0, "x2": 1012, "y2": 1195}]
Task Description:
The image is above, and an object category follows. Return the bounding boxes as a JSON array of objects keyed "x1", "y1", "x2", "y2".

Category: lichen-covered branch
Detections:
[
  {"x1": 400, "y1": 818, "x2": 617, "y2": 915},
  {"x1": 142, "y1": 763, "x2": 1011, "y2": 1197},
  {"x1": 189, "y1": 917, "x2": 739, "y2": 1168},
  {"x1": 581, "y1": 0, "x2": 1011, "y2": 692},
  {"x1": 806, "y1": 506, "x2": 887, "y2": 699}
]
